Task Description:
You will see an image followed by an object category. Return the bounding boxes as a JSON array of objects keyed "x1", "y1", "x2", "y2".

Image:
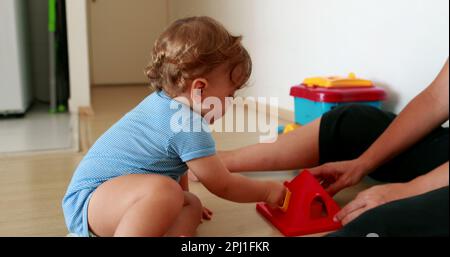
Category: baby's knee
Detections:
[
  {"x1": 185, "y1": 193, "x2": 202, "y2": 209},
  {"x1": 141, "y1": 176, "x2": 185, "y2": 207}
]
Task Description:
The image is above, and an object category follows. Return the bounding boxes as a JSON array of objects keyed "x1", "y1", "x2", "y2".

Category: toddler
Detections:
[{"x1": 62, "y1": 16, "x2": 286, "y2": 237}]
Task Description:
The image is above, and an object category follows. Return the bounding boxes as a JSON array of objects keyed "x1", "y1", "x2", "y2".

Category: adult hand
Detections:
[
  {"x1": 334, "y1": 183, "x2": 413, "y2": 225},
  {"x1": 309, "y1": 159, "x2": 371, "y2": 196}
]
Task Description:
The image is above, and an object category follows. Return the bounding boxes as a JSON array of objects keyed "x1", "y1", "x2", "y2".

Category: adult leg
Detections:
[
  {"x1": 224, "y1": 119, "x2": 321, "y2": 172},
  {"x1": 328, "y1": 187, "x2": 449, "y2": 237},
  {"x1": 319, "y1": 104, "x2": 449, "y2": 182},
  {"x1": 88, "y1": 174, "x2": 198, "y2": 237},
  {"x1": 321, "y1": 105, "x2": 449, "y2": 237},
  {"x1": 225, "y1": 104, "x2": 448, "y2": 180}
]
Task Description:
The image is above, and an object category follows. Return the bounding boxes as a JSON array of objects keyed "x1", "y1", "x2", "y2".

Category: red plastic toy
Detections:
[{"x1": 256, "y1": 170, "x2": 342, "y2": 236}]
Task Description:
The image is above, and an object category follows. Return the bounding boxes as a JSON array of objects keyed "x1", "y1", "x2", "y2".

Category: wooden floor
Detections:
[{"x1": 0, "y1": 85, "x2": 375, "y2": 237}]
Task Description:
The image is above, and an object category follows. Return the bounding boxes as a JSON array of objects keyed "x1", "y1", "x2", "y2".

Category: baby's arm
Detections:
[{"x1": 187, "y1": 155, "x2": 286, "y2": 206}]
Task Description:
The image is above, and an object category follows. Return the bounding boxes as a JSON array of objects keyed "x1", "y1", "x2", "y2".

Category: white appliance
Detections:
[{"x1": 0, "y1": 0, "x2": 32, "y2": 115}]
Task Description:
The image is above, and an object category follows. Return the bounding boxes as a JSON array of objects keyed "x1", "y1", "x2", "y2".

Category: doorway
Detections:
[{"x1": 0, "y1": 0, "x2": 76, "y2": 155}]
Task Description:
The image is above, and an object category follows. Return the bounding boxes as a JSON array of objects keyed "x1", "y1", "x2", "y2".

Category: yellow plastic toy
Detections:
[
  {"x1": 302, "y1": 73, "x2": 373, "y2": 89},
  {"x1": 283, "y1": 124, "x2": 301, "y2": 134},
  {"x1": 280, "y1": 189, "x2": 292, "y2": 213}
]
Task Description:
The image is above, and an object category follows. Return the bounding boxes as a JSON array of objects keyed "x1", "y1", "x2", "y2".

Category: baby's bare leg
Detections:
[
  {"x1": 88, "y1": 174, "x2": 185, "y2": 237},
  {"x1": 165, "y1": 192, "x2": 203, "y2": 237}
]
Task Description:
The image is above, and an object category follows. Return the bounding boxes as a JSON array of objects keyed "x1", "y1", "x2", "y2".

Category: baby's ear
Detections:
[
  {"x1": 191, "y1": 78, "x2": 208, "y2": 91},
  {"x1": 190, "y1": 78, "x2": 208, "y2": 102}
]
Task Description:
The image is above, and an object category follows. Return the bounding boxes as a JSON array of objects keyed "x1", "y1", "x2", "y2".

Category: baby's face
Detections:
[{"x1": 199, "y1": 64, "x2": 243, "y2": 123}]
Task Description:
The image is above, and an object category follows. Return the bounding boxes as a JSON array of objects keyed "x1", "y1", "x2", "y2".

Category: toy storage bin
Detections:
[{"x1": 290, "y1": 76, "x2": 387, "y2": 125}]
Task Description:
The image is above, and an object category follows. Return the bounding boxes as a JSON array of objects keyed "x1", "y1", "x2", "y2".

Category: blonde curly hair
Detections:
[{"x1": 145, "y1": 16, "x2": 252, "y2": 97}]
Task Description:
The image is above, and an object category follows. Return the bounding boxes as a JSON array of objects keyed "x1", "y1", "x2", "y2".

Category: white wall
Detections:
[
  {"x1": 66, "y1": 0, "x2": 91, "y2": 112},
  {"x1": 169, "y1": 0, "x2": 449, "y2": 113}
]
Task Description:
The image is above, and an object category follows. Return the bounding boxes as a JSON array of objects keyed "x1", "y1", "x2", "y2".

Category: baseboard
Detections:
[{"x1": 78, "y1": 106, "x2": 95, "y2": 117}]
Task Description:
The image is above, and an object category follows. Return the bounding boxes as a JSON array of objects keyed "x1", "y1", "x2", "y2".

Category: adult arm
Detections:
[{"x1": 310, "y1": 60, "x2": 449, "y2": 195}]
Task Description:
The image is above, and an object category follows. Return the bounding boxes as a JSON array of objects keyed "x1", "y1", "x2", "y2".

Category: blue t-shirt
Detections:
[
  {"x1": 62, "y1": 90, "x2": 216, "y2": 235},
  {"x1": 67, "y1": 90, "x2": 216, "y2": 192}
]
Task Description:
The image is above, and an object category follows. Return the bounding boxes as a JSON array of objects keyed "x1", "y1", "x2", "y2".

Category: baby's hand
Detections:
[{"x1": 265, "y1": 181, "x2": 287, "y2": 209}]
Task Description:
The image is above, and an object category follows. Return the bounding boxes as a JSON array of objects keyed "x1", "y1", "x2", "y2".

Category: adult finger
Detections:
[
  {"x1": 321, "y1": 179, "x2": 332, "y2": 189},
  {"x1": 325, "y1": 179, "x2": 348, "y2": 196},
  {"x1": 335, "y1": 198, "x2": 367, "y2": 222},
  {"x1": 341, "y1": 208, "x2": 368, "y2": 226},
  {"x1": 308, "y1": 165, "x2": 328, "y2": 178}
]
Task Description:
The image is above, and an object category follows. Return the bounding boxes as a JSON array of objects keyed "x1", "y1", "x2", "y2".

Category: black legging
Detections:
[{"x1": 318, "y1": 104, "x2": 449, "y2": 237}]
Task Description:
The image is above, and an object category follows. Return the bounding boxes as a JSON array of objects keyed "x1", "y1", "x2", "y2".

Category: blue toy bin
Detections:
[{"x1": 290, "y1": 84, "x2": 387, "y2": 126}]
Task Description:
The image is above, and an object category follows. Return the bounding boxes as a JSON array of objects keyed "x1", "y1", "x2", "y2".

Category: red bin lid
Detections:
[{"x1": 290, "y1": 84, "x2": 387, "y2": 103}]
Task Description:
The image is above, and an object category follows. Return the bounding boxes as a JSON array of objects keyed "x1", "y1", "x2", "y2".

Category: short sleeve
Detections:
[{"x1": 169, "y1": 119, "x2": 216, "y2": 163}]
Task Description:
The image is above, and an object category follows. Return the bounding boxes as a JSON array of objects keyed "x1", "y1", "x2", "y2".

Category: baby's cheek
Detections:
[
  {"x1": 202, "y1": 100, "x2": 228, "y2": 123},
  {"x1": 214, "y1": 103, "x2": 227, "y2": 118}
]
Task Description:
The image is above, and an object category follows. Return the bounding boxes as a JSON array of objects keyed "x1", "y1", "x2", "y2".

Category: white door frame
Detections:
[{"x1": 66, "y1": 0, "x2": 91, "y2": 114}]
